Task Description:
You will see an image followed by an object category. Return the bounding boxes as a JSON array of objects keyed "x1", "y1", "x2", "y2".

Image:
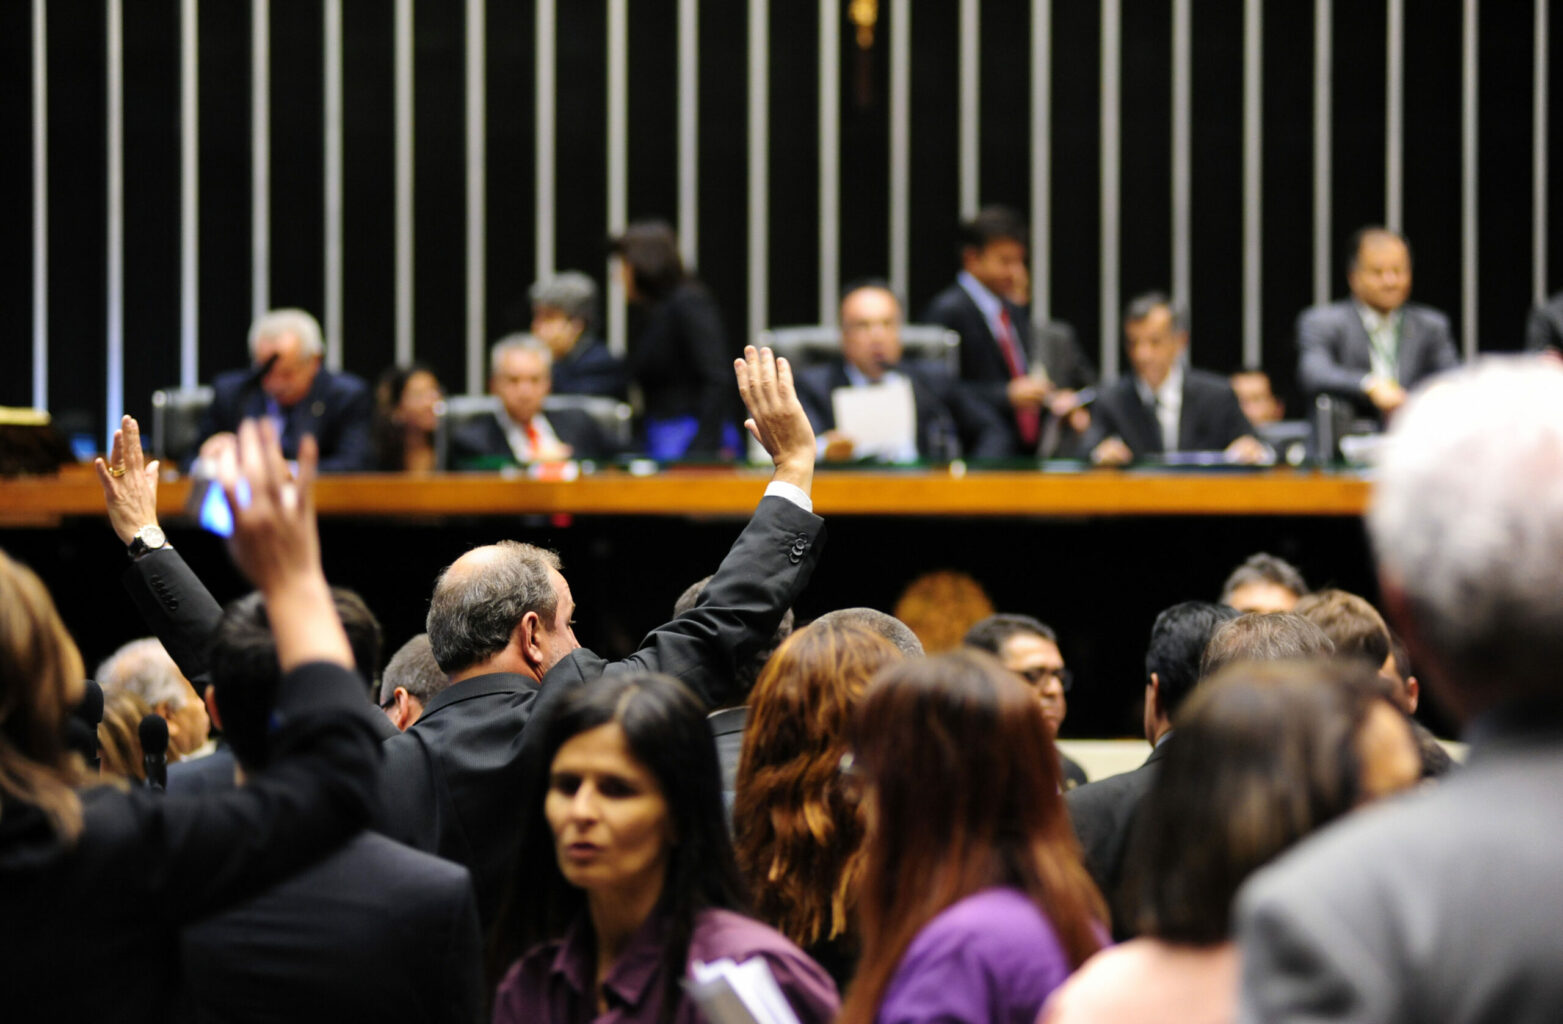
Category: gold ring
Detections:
[{"x1": 108, "y1": 465, "x2": 127, "y2": 478}]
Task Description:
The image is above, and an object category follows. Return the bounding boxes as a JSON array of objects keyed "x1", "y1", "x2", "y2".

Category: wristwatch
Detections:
[{"x1": 127, "y1": 524, "x2": 169, "y2": 560}]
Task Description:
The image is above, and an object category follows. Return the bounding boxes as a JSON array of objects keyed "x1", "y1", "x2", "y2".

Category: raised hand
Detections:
[
  {"x1": 734, "y1": 345, "x2": 815, "y2": 493},
  {"x1": 94, "y1": 415, "x2": 161, "y2": 546}
]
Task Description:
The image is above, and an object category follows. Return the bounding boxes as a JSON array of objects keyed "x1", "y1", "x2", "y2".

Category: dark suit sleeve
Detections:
[
  {"x1": 1416, "y1": 308, "x2": 1461, "y2": 379},
  {"x1": 435, "y1": 871, "x2": 486, "y2": 1024},
  {"x1": 315, "y1": 377, "x2": 374, "y2": 472},
  {"x1": 1297, "y1": 305, "x2": 1371, "y2": 400},
  {"x1": 1526, "y1": 299, "x2": 1563, "y2": 353},
  {"x1": 608, "y1": 494, "x2": 824, "y2": 708},
  {"x1": 121, "y1": 548, "x2": 226, "y2": 681}
]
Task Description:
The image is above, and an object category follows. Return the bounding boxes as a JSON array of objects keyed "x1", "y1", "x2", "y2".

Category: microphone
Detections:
[
  {"x1": 66, "y1": 680, "x2": 105, "y2": 773},
  {"x1": 139, "y1": 713, "x2": 169, "y2": 791},
  {"x1": 240, "y1": 353, "x2": 280, "y2": 396}
]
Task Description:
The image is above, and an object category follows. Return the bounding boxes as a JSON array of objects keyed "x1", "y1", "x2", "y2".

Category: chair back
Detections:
[
  {"x1": 434, "y1": 394, "x2": 633, "y2": 468},
  {"x1": 758, "y1": 325, "x2": 961, "y2": 376},
  {"x1": 150, "y1": 386, "x2": 215, "y2": 465}
]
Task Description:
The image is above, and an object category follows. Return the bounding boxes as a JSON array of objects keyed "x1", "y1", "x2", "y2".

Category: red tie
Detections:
[
  {"x1": 524, "y1": 419, "x2": 542, "y2": 460},
  {"x1": 996, "y1": 309, "x2": 1039, "y2": 446}
]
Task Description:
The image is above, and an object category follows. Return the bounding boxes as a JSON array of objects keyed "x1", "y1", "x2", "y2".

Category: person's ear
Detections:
[
  {"x1": 155, "y1": 701, "x2": 183, "y2": 741},
  {"x1": 1405, "y1": 675, "x2": 1421, "y2": 714},
  {"x1": 518, "y1": 611, "x2": 547, "y2": 669},
  {"x1": 203, "y1": 684, "x2": 223, "y2": 732}
]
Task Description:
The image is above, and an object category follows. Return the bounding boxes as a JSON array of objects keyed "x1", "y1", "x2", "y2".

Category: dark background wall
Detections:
[{"x1": 4, "y1": 1, "x2": 1559, "y2": 439}]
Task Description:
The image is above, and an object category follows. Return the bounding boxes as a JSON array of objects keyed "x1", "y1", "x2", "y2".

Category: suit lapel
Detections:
[{"x1": 1117, "y1": 380, "x2": 1163, "y2": 455}]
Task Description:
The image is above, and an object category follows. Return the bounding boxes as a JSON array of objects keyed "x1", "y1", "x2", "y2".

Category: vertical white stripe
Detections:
[
  {"x1": 252, "y1": 0, "x2": 268, "y2": 319},
  {"x1": 1535, "y1": 0, "x2": 1549, "y2": 305},
  {"x1": 324, "y1": 0, "x2": 343, "y2": 372},
  {"x1": 1385, "y1": 0, "x2": 1403, "y2": 231},
  {"x1": 606, "y1": 0, "x2": 627, "y2": 358},
  {"x1": 889, "y1": 0, "x2": 910, "y2": 303},
  {"x1": 1313, "y1": 0, "x2": 1332, "y2": 307},
  {"x1": 748, "y1": 0, "x2": 769, "y2": 344},
  {"x1": 958, "y1": 0, "x2": 979, "y2": 218},
  {"x1": 1031, "y1": 0, "x2": 1051, "y2": 322},
  {"x1": 1171, "y1": 0, "x2": 1191, "y2": 315},
  {"x1": 1100, "y1": 0, "x2": 1121, "y2": 380},
  {"x1": 107, "y1": 0, "x2": 123, "y2": 444},
  {"x1": 535, "y1": 0, "x2": 555, "y2": 279},
  {"x1": 1243, "y1": 0, "x2": 1262, "y2": 368},
  {"x1": 180, "y1": 0, "x2": 198, "y2": 388},
  {"x1": 32, "y1": 0, "x2": 47, "y2": 410},
  {"x1": 1461, "y1": 0, "x2": 1477, "y2": 361},
  {"x1": 395, "y1": 0, "x2": 413, "y2": 364},
  {"x1": 678, "y1": 0, "x2": 698, "y2": 269},
  {"x1": 818, "y1": 0, "x2": 839, "y2": 325},
  {"x1": 465, "y1": 0, "x2": 485, "y2": 394}
]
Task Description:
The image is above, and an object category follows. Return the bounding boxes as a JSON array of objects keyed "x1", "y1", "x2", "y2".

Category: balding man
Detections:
[
  {"x1": 196, "y1": 308, "x2": 372, "y2": 471},
  {"x1": 375, "y1": 347, "x2": 825, "y2": 923},
  {"x1": 1238, "y1": 358, "x2": 1563, "y2": 1023},
  {"x1": 1296, "y1": 226, "x2": 1460, "y2": 419}
]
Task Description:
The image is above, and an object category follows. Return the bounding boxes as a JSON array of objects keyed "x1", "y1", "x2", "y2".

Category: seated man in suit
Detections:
[
  {"x1": 964, "y1": 613, "x2": 1088, "y2": 790},
  {"x1": 530, "y1": 271, "x2": 627, "y2": 399},
  {"x1": 177, "y1": 591, "x2": 483, "y2": 1023},
  {"x1": 1296, "y1": 226, "x2": 1460, "y2": 418},
  {"x1": 1082, "y1": 292, "x2": 1267, "y2": 465},
  {"x1": 922, "y1": 205, "x2": 1056, "y2": 457},
  {"x1": 196, "y1": 308, "x2": 373, "y2": 471},
  {"x1": 450, "y1": 334, "x2": 615, "y2": 467},
  {"x1": 795, "y1": 281, "x2": 1010, "y2": 462}
]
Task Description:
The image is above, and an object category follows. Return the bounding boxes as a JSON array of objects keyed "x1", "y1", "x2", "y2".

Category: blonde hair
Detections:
[{"x1": 98, "y1": 690, "x2": 154, "y2": 783}]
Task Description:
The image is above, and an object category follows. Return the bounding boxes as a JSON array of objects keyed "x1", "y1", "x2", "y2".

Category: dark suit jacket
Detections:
[
  {"x1": 629, "y1": 281, "x2": 737, "y2": 454},
  {"x1": 1525, "y1": 292, "x2": 1563, "y2": 354},
  {"x1": 1064, "y1": 742, "x2": 1168, "y2": 940},
  {"x1": 375, "y1": 494, "x2": 825, "y2": 923},
  {"x1": 176, "y1": 832, "x2": 483, "y2": 1024},
  {"x1": 450, "y1": 408, "x2": 616, "y2": 466},
  {"x1": 552, "y1": 335, "x2": 628, "y2": 400},
  {"x1": 197, "y1": 367, "x2": 373, "y2": 472},
  {"x1": 794, "y1": 360, "x2": 1011, "y2": 461},
  {"x1": 1080, "y1": 368, "x2": 1255, "y2": 459},
  {"x1": 0, "y1": 662, "x2": 382, "y2": 1024},
  {"x1": 1296, "y1": 299, "x2": 1460, "y2": 407},
  {"x1": 922, "y1": 282, "x2": 1033, "y2": 456}
]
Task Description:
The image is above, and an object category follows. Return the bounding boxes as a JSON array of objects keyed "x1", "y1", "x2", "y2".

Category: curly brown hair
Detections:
[{"x1": 732, "y1": 621, "x2": 903, "y2": 952}]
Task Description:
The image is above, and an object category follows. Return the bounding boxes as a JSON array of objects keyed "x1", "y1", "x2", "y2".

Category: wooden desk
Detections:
[{"x1": 0, "y1": 466, "x2": 1371, "y2": 524}]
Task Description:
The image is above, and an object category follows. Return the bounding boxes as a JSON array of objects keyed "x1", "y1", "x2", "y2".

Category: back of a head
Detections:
[
  {"x1": 609, "y1": 220, "x2": 685, "y2": 300},
  {"x1": 97, "y1": 689, "x2": 154, "y2": 782},
  {"x1": 427, "y1": 542, "x2": 561, "y2": 675},
  {"x1": 734, "y1": 622, "x2": 903, "y2": 948},
  {"x1": 891, "y1": 571, "x2": 992, "y2": 654},
  {"x1": 1292, "y1": 589, "x2": 1392, "y2": 670},
  {"x1": 333, "y1": 588, "x2": 383, "y2": 692},
  {"x1": 1125, "y1": 661, "x2": 1393, "y2": 943},
  {"x1": 812, "y1": 607, "x2": 924, "y2": 658},
  {"x1": 248, "y1": 307, "x2": 324, "y2": 359},
  {"x1": 378, "y1": 633, "x2": 449, "y2": 707},
  {"x1": 1145, "y1": 602, "x2": 1241, "y2": 719},
  {"x1": 1220, "y1": 553, "x2": 1308, "y2": 612},
  {"x1": 529, "y1": 271, "x2": 598, "y2": 327},
  {"x1": 958, "y1": 205, "x2": 1027, "y2": 254},
  {"x1": 1369, "y1": 358, "x2": 1563, "y2": 706},
  {"x1": 1199, "y1": 612, "x2": 1334, "y2": 680},
  {"x1": 95, "y1": 638, "x2": 189, "y2": 710}
]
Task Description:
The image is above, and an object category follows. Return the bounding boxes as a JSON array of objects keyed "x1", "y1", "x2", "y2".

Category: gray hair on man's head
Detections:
[
  {"x1": 426, "y1": 541, "x2": 563, "y2": 674},
  {"x1": 248, "y1": 308, "x2": 324, "y2": 359},
  {"x1": 810, "y1": 607, "x2": 924, "y2": 658},
  {"x1": 1123, "y1": 291, "x2": 1189, "y2": 333},
  {"x1": 1369, "y1": 357, "x2": 1563, "y2": 698},
  {"x1": 378, "y1": 633, "x2": 451, "y2": 706},
  {"x1": 529, "y1": 271, "x2": 599, "y2": 327},
  {"x1": 489, "y1": 333, "x2": 554, "y2": 377},
  {"x1": 96, "y1": 638, "x2": 193, "y2": 709}
]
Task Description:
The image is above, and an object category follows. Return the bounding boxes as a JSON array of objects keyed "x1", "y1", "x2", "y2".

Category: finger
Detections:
[
  {"x1": 108, "y1": 428, "x2": 125, "y2": 470},
  {"x1": 775, "y1": 355, "x2": 796, "y2": 401},
  {"x1": 93, "y1": 456, "x2": 114, "y2": 488},
  {"x1": 122, "y1": 416, "x2": 144, "y2": 468},
  {"x1": 744, "y1": 419, "x2": 761, "y2": 445},
  {"x1": 294, "y1": 434, "x2": 319, "y2": 518},
  {"x1": 144, "y1": 459, "x2": 160, "y2": 484}
]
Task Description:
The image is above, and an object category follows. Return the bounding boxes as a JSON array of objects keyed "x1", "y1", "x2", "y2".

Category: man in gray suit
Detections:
[
  {"x1": 1296, "y1": 227, "x2": 1460, "y2": 418},
  {"x1": 1237, "y1": 358, "x2": 1563, "y2": 1023}
]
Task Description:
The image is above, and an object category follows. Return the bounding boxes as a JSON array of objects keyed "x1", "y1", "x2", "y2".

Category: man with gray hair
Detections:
[
  {"x1": 196, "y1": 307, "x2": 372, "y2": 471},
  {"x1": 450, "y1": 333, "x2": 615, "y2": 466},
  {"x1": 530, "y1": 271, "x2": 626, "y2": 399},
  {"x1": 378, "y1": 346, "x2": 826, "y2": 924},
  {"x1": 1081, "y1": 291, "x2": 1265, "y2": 465},
  {"x1": 1237, "y1": 358, "x2": 1563, "y2": 1023},
  {"x1": 378, "y1": 633, "x2": 450, "y2": 732},
  {"x1": 96, "y1": 637, "x2": 212, "y2": 760}
]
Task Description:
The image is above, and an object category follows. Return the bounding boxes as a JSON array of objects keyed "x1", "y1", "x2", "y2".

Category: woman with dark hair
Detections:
[
  {"x1": 610, "y1": 220, "x2": 738, "y2": 460},
  {"x1": 372, "y1": 362, "x2": 444, "y2": 471},
  {"x1": 733, "y1": 621, "x2": 904, "y2": 989},
  {"x1": 491, "y1": 672, "x2": 839, "y2": 1024},
  {"x1": 1040, "y1": 662, "x2": 1420, "y2": 1024},
  {"x1": 837, "y1": 650, "x2": 1107, "y2": 1024}
]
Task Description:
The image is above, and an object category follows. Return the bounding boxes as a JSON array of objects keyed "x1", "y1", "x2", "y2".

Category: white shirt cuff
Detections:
[{"x1": 764, "y1": 480, "x2": 813, "y2": 513}]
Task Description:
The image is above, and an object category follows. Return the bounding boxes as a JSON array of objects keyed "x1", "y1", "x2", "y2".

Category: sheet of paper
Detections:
[{"x1": 832, "y1": 378, "x2": 917, "y2": 461}]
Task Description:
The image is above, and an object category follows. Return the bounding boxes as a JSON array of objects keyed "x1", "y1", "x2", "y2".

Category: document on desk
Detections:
[{"x1": 832, "y1": 379, "x2": 917, "y2": 461}]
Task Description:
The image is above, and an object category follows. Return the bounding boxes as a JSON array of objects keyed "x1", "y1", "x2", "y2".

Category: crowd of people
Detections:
[
  {"x1": 180, "y1": 207, "x2": 1563, "y2": 476},
  {"x1": 6, "y1": 330, "x2": 1563, "y2": 1022}
]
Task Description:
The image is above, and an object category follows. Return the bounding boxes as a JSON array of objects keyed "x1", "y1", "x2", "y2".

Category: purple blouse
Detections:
[
  {"x1": 493, "y1": 907, "x2": 840, "y2": 1024},
  {"x1": 876, "y1": 887, "x2": 1076, "y2": 1024}
]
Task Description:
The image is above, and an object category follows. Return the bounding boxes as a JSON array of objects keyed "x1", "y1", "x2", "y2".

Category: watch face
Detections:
[{"x1": 137, "y1": 525, "x2": 166, "y2": 549}]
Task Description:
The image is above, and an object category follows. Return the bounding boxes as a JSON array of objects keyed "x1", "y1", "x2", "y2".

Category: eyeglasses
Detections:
[{"x1": 1016, "y1": 666, "x2": 1073, "y2": 692}]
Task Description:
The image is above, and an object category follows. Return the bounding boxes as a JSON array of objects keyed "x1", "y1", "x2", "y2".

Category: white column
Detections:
[
  {"x1": 180, "y1": 0, "x2": 198, "y2": 388},
  {"x1": 1242, "y1": 0, "x2": 1262, "y2": 367},
  {"x1": 1534, "y1": 0, "x2": 1549, "y2": 304},
  {"x1": 818, "y1": 0, "x2": 839, "y2": 324},
  {"x1": 1385, "y1": 0, "x2": 1403, "y2": 231},
  {"x1": 106, "y1": 0, "x2": 124, "y2": 444},
  {"x1": 958, "y1": 0, "x2": 979, "y2": 218},
  {"x1": 395, "y1": 0, "x2": 414, "y2": 364},
  {"x1": 1313, "y1": 0, "x2": 1332, "y2": 306},
  {"x1": 678, "y1": 0, "x2": 699, "y2": 269},
  {"x1": 1099, "y1": 0, "x2": 1121, "y2": 380},
  {"x1": 251, "y1": 0, "x2": 269, "y2": 319},
  {"x1": 1461, "y1": 0, "x2": 1478, "y2": 360},
  {"x1": 606, "y1": 0, "x2": 627, "y2": 357},
  {"x1": 465, "y1": 0, "x2": 485, "y2": 393},
  {"x1": 32, "y1": 0, "x2": 48, "y2": 410},
  {"x1": 1031, "y1": 0, "x2": 1052, "y2": 321},
  {"x1": 889, "y1": 0, "x2": 910, "y2": 302},
  {"x1": 324, "y1": 0, "x2": 343, "y2": 371},
  {"x1": 535, "y1": 0, "x2": 555, "y2": 279},
  {"x1": 748, "y1": 0, "x2": 769, "y2": 344},
  {"x1": 1171, "y1": 0, "x2": 1191, "y2": 315}
]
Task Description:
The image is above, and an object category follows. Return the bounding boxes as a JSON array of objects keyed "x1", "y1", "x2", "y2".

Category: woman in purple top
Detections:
[
  {"x1": 490, "y1": 672, "x2": 839, "y2": 1024},
  {"x1": 837, "y1": 650, "x2": 1108, "y2": 1024}
]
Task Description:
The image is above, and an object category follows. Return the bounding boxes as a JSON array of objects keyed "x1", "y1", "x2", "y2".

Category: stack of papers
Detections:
[{"x1": 684, "y1": 957, "x2": 801, "y2": 1024}]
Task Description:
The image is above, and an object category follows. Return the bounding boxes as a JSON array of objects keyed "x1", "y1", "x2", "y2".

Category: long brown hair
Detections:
[
  {"x1": 838, "y1": 650, "x2": 1106, "y2": 1024},
  {"x1": 0, "y1": 550, "x2": 86, "y2": 842},
  {"x1": 733, "y1": 622, "x2": 902, "y2": 950},
  {"x1": 98, "y1": 690, "x2": 154, "y2": 782}
]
